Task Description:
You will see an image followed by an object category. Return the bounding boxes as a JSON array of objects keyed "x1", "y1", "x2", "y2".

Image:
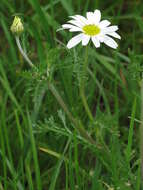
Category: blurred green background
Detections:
[{"x1": 0, "y1": 0, "x2": 143, "y2": 189}]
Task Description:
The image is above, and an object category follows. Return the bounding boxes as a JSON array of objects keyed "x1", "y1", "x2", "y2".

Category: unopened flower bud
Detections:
[{"x1": 10, "y1": 16, "x2": 24, "y2": 35}]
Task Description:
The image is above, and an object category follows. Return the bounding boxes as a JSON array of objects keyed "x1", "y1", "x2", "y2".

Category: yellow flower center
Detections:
[{"x1": 82, "y1": 24, "x2": 100, "y2": 36}]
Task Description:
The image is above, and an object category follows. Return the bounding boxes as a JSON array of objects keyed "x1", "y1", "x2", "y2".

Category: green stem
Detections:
[
  {"x1": 27, "y1": 110, "x2": 42, "y2": 190},
  {"x1": 140, "y1": 79, "x2": 143, "y2": 183},
  {"x1": 48, "y1": 83, "x2": 96, "y2": 145},
  {"x1": 15, "y1": 36, "x2": 35, "y2": 68},
  {"x1": 15, "y1": 36, "x2": 96, "y2": 146},
  {"x1": 79, "y1": 46, "x2": 94, "y2": 121}
]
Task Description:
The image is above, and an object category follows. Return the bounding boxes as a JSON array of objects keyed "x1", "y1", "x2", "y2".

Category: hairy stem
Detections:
[
  {"x1": 15, "y1": 36, "x2": 34, "y2": 68},
  {"x1": 79, "y1": 46, "x2": 94, "y2": 121}
]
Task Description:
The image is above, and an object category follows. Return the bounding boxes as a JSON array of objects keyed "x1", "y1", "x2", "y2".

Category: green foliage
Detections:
[{"x1": 0, "y1": 0, "x2": 142, "y2": 190}]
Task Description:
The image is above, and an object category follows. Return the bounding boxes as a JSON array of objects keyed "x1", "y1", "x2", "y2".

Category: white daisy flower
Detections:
[{"x1": 61, "y1": 9, "x2": 121, "y2": 49}]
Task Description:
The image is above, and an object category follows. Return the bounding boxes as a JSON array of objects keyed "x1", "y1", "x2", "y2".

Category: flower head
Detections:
[
  {"x1": 10, "y1": 16, "x2": 24, "y2": 35},
  {"x1": 61, "y1": 10, "x2": 121, "y2": 49}
]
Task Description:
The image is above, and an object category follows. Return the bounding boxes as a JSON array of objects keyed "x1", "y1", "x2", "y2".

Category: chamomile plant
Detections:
[
  {"x1": 10, "y1": 15, "x2": 96, "y2": 148},
  {"x1": 61, "y1": 9, "x2": 121, "y2": 49},
  {"x1": 59, "y1": 9, "x2": 121, "y2": 122}
]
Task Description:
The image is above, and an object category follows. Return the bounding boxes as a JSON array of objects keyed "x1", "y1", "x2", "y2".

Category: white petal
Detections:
[
  {"x1": 93, "y1": 9, "x2": 101, "y2": 24},
  {"x1": 104, "y1": 26, "x2": 118, "y2": 33},
  {"x1": 96, "y1": 35, "x2": 104, "y2": 43},
  {"x1": 67, "y1": 33, "x2": 83, "y2": 49},
  {"x1": 103, "y1": 35, "x2": 118, "y2": 49},
  {"x1": 99, "y1": 20, "x2": 111, "y2": 28},
  {"x1": 86, "y1": 12, "x2": 95, "y2": 24},
  {"x1": 82, "y1": 35, "x2": 90, "y2": 46},
  {"x1": 62, "y1": 24, "x2": 82, "y2": 32},
  {"x1": 68, "y1": 20, "x2": 84, "y2": 28},
  {"x1": 70, "y1": 15, "x2": 89, "y2": 25},
  {"x1": 107, "y1": 32, "x2": 121, "y2": 39},
  {"x1": 69, "y1": 26, "x2": 82, "y2": 32},
  {"x1": 62, "y1": 24, "x2": 75, "y2": 29},
  {"x1": 92, "y1": 37, "x2": 100, "y2": 48},
  {"x1": 69, "y1": 16, "x2": 87, "y2": 26}
]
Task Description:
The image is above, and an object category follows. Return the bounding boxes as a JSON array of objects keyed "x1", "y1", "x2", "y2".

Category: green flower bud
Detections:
[{"x1": 10, "y1": 16, "x2": 24, "y2": 35}]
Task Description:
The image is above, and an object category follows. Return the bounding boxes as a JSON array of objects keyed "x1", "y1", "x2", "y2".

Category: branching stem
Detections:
[
  {"x1": 15, "y1": 36, "x2": 96, "y2": 146},
  {"x1": 48, "y1": 83, "x2": 96, "y2": 145}
]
